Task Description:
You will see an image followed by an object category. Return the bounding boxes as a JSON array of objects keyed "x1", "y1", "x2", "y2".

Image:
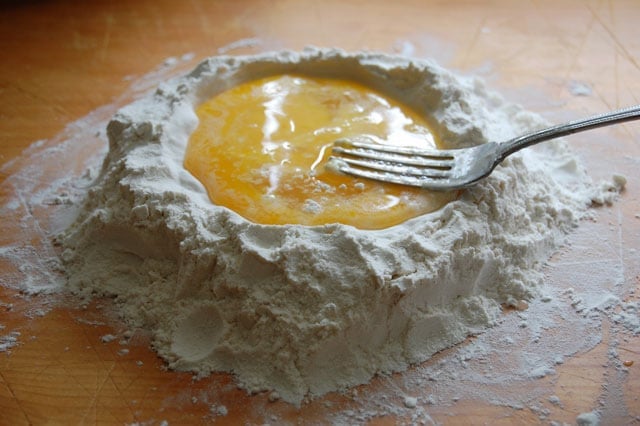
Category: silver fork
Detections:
[{"x1": 329, "y1": 105, "x2": 640, "y2": 190}]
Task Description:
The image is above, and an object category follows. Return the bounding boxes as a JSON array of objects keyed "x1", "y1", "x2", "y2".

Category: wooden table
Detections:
[{"x1": 1, "y1": 0, "x2": 639, "y2": 424}]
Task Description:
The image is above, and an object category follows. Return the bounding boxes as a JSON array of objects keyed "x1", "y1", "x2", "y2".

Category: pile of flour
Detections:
[{"x1": 59, "y1": 48, "x2": 614, "y2": 405}]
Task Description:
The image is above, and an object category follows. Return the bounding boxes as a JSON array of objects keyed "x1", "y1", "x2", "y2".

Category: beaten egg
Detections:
[{"x1": 184, "y1": 74, "x2": 455, "y2": 229}]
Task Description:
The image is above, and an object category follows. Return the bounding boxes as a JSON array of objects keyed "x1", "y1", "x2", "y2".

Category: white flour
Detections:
[{"x1": 57, "y1": 48, "x2": 617, "y2": 405}]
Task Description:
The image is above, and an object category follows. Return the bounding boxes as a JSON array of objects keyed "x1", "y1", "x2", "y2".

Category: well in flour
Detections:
[{"x1": 59, "y1": 48, "x2": 605, "y2": 405}]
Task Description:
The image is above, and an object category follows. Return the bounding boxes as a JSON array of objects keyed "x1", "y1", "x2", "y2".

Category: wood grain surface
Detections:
[{"x1": 1, "y1": 0, "x2": 639, "y2": 424}]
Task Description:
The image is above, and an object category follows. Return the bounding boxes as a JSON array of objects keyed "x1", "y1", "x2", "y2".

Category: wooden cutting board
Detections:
[{"x1": 1, "y1": 0, "x2": 639, "y2": 424}]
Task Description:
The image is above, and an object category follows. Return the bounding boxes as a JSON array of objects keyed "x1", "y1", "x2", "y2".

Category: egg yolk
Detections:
[{"x1": 184, "y1": 74, "x2": 456, "y2": 229}]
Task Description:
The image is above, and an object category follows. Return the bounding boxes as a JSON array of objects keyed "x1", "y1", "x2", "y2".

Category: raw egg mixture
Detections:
[{"x1": 184, "y1": 74, "x2": 455, "y2": 229}]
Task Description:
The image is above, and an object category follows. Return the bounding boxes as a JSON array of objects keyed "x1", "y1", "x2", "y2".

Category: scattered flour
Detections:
[
  {"x1": 612, "y1": 300, "x2": 640, "y2": 334},
  {"x1": 576, "y1": 410, "x2": 601, "y2": 426},
  {"x1": 0, "y1": 330, "x2": 21, "y2": 353},
  {"x1": 100, "y1": 333, "x2": 117, "y2": 343},
  {"x1": 210, "y1": 404, "x2": 228, "y2": 417},
  {"x1": 548, "y1": 395, "x2": 561, "y2": 406},
  {"x1": 49, "y1": 48, "x2": 623, "y2": 406},
  {"x1": 567, "y1": 80, "x2": 593, "y2": 97},
  {"x1": 403, "y1": 396, "x2": 418, "y2": 408}
]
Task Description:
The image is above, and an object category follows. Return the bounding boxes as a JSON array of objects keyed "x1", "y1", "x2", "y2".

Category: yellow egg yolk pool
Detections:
[{"x1": 184, "y1": 74, "x2": 456, "y2": 229}]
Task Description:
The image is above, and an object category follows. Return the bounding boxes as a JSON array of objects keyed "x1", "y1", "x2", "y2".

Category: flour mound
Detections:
[{"x1": 60, "y1": 48, "x2": 597, "y2": 405}]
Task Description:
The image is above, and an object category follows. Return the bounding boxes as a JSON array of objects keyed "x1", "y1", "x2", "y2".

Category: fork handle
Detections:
[{"x1": 498, "y1": 104, "x2": 640, "y2": 159}]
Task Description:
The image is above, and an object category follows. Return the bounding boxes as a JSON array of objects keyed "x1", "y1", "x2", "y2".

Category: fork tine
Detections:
[
  {"x1": 328, "y1": 158, "x2": 447, "y2": 188},
  {"x1": 331, "y1": 156, "x2": 451, "y2": 178},
  {"x1": 329, "y1": 136, "x2": 456, "y2": 188},
  {"x1": 334, "y1": 138, "x2": 455, "y2": 159},
  {"x1": 332, "y1": 145, "x2": 454, "y2": 169}
]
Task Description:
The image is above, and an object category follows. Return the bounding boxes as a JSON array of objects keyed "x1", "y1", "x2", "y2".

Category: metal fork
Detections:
[{"x1": 329, "y1": 105, "x2": 640, "y2": 190}]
